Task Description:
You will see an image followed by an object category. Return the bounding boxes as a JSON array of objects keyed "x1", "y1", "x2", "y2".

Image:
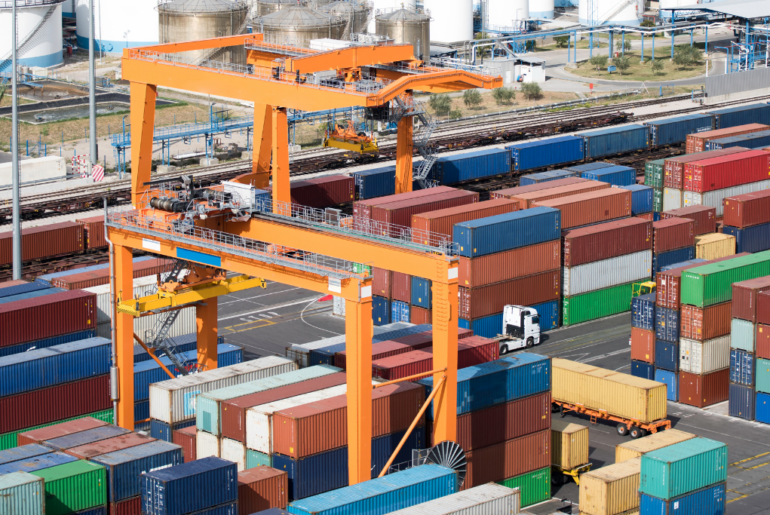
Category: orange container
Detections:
[
  {"x1": 630, "y1": 327, "x2": 655, "y2": 364},
  {"x1": 534, "y1": 189, "x2": 632, "y2": 229}
]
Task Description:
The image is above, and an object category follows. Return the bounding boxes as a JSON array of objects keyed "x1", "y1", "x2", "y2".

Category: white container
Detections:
[
  {"x1": 385, "y1": 483, "x2": 520, "y2": 515},
  {"x1": 149, "y1": 357, "x2": 297, "y2": 424},
  {"x1": 562, "y1": 250, "x2": 652, "y2": 296},
  {"x1": 85, "y1": 275, "x2": 162, "y2": 324},
  {"x1": 196, "y1": 430, "x2": 220, "y2": 460},
  {"x1": 96, "y1": 306, "x2": 197, "y2": 341},
  {"x1": 333, "y1": 296, "x2": 346, "y2": 317},
  {"x1": 679, "y1": 336, "x2": 731, "y2": 375},
  {"x1": 0, "y1": 156, "x2": 66, "y2": 188},
  {"x1": 684, "y1": 180, "x2": 770, "y2": 217},
  {"x1": 663, "y1": 188, "x2": 683, "y2": 212},
  {"x1": 221, "y1": 438, "x2": 247, "y2": 471}
]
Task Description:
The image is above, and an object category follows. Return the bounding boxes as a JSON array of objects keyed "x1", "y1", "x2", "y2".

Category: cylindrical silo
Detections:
[
  {"x1": 579, "y1": 0, "x2": 641, "y2": 25},
  {"x1": 76, "y1": 0, "x2": 159, "y2": 54},
  {"x1": 319, "y1": 1, "x2": 368, "y2": 37},
  {"x1": 159, "y1": 0, "x2": 250, "y2": 64},
  {"x1": 255, "y1": 0, "x2": 307, "y2": 17},
  {"x1": 62, "y1": 0, "x2": 74, "y2": 17},
  {"x1": 254, "y1": 6, "x2": 345, "y2": 48},
  {"x1": 488, "y1": 0, "x2": 528, "y2": 30},
  {"x1": 367, "y1": 0, "x2": 416, "y2": 32},
  {"x1": 529, "y1": 0, "x2": 554, "y2": 19},
  {"x1": 375, "y1": 9, "x2": 429, "y2": 59},
  {"x1": 0, "y1": 0, "x2": 64, "y2": 71},
  {"x1": 424, "y1": 0, "x2": 471, "y2": 43}
]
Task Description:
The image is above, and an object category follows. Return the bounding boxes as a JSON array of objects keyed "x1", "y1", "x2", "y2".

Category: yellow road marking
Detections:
[{"x1": 731, "y1": 452, "x2": 770, "y2": 467}]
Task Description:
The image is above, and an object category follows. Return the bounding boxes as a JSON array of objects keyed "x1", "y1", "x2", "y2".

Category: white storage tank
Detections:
[
  {"x1": 424, "y1": 0, "x2": 471, "y2": 43},
  {"x1": 368, "y1": 0, "x2": 416, "y2": 33},
  {"x1": 578, "y1": 0, "x2": 642, "y2": 26},
  {"x1": 530, "y1": 0, "x2": 554, "y2": 19},
  {"x1": 488, "y1": 0, "x2": 527, "y2": 31},
  {"x1": 0, "y1": 0, "x2": 64, "y2": 71},
  {"x1": 76, "y1": 0, "x2": 159, "y2": 54},
  {"x1": 62, "y1": 0, "x2": 75, "y2": 17}
]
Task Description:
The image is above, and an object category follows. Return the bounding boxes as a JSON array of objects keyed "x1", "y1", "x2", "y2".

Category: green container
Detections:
[
  {"x1": 562, "y1": 282, "x2": 635, "y2": 326},
  {"x1": 640, "y1": 437, "x2": 727, "y2": 500},
  {"x1": 652, "y1": 188, "x2": 664, "y2": 213},
  {"x1": 497, "y1": 466, "x2": 551, "y2": 507},
  {"x1": 681, "y1": 252, "x2": 770, "y2": 307},
  {"x1": 0, "y1": 472, "x2": 44, "y2": 515},
  {"x1": 756, "y1": 358, "x2": 770, "y2": 394},
  {"x1": 31, "y1": 460, "x2": 107, "y2": 515},
  {"x1": 645, "y1": 159, "x2": 665, "y2": 188},
  {"x1": 0, "y1": 409, "x2": 114, "y2": 451},
  {"x1": 731, "y1": 319, "x2": 756, "y2": 352},
  {"x1": 246, "y1": 449, "x2": 272, "y2": 469}
]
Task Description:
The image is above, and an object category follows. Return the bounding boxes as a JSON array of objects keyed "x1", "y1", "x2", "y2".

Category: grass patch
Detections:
[{"x1": 569, "y1": 44, "x2": 707, "y2": 82}]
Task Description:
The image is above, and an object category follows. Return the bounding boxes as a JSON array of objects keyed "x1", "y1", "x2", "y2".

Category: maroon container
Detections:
[
  {"x1": 371, "y1": 190, "x2": 479, "y2": 235},
  {"x1": 661, "y1": 205, "x2": 717, "y2": 236},
  {"x1": 220, "y1": 372, "x2": 347, "y2": 443},
  {"x1": 534, "y1": 189, "x2": 631, "y2": 229},
  {"x1": 636, "y1": 213, "x2": 655, "y2": 221},
  {"x1": 459, "y1": 239, "x2": 561, "y2": 288},
  {"x1": 678, "y1": 369, "x2": 729, "y2": 408},
  {"x1": 173, "y1": 425, "x2": 197, "y2": 462},
  {"x1": 335, "y1": 341, "x2": 422, "y2": 371},
  {"x1": 372, "y1": 338, "x2": 498, "y2": 381},
  {"x1": 664, "y1": 147, "x2": 749, "y2": 189},
  {"x1": 0, "y1": 222, "x2": 84, "y2": 266},
  {"x1": 0, "y1": 290, "x2": 97, "y2": 348},
  {"x1": 680, "y1": 302, "x2": 732, "y2": 341},
  {"x1": 65, "y1": 432, "x2": 155, "y2": 459},
  {"x1": 391, "y1": 272, "x2": 412, "y2": 303},
  {"x1": 373, "y1": 267, "x2": 392, "y2": 298},
  {"x1": 0, "y1": 375, "x2": 110, "y2": 433},
  {"x1": 723, "y1": 189, "x2": 770, "y2": 228},
  {"x1": 653, "y1": 218, "x2": 695, "y2": 254},
  {"x1": 411, "y1": 198, "x2": 518, "y2": 244},
  {"x1": 508, "y1": 181, "x2": 610, "y2": 209},
  {"x1": 286, "y1": 175, "x2": 355, "y2": 208},
  {"x1": 238, "y1": 466, "x2": 288, "y2": 515},
  {"x1": 563, "y1": 218, "x2": 652, "y2": 268},
  {"x1": 684, "y1": 150, "x2": 770, "y2": 193},
  {"x1": 757, "y1": 324, "x2": 770, "y2": 360},
  {"x1": 77, "y1": 216, "x2": 108, "y2": 250},
  {"x1": 732, "y1": 277, "x2": 770, "y2": 323},
  {"x1": 456, "y1": 392, "x2": 551, "y2": 452},
  {"x1": 51, "y1": 258, "x2": 171, "y2": 290},
  {"x1": 110, "y1": 496, "x2": 141, "y2": 515},
  {"x1": 459, "y1": 270, "x2": 560, "y2": 320},
  {"x1": 462, "y1": 429, "x2": 550, "y2": 490},
  {"x1": 17, "y1": 416, "x2": 109, "y2": 446},
  {"x1": 630, "y1": 328, "x2": 655, "y2": 364},
  {"x1": 686, "y1": 125, "x2": 767, "y2": 153},
  {"x1": 758, "y1": 291, "x2": 770, "y2": 325},
  {"x1": 490, "y1": 177, "x2": 588, "y2": 204},
  {"x1": 410, "y1": 306, "x2": 431, "y2": 324},
  {"x1": 353, "y1": 186, "x2": 457, "y2": 223},
  {"x1": 656, "y1": 253, "x2": 748, "y2": 309}
]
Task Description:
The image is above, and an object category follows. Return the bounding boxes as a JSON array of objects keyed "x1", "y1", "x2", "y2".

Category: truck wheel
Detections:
[
  {"x1": 526, "y1": 337, "x2": 534, "y2": 348},
  {"x1": 616, "y1": 423, "x2": 629, "y2": 436},
  {"x1": 500, "y1": 345, "x2": 509, "y2": 355},
  {"x1": 551, "y1": 473, "x2": 563, "y2": 486},
  {"x1": 630, "y1": 427, "x2": 646, "y2": 439}
]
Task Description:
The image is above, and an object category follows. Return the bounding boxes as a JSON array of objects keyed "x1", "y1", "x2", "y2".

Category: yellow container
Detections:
[
  {"x1": 695, "y1": 233, "x2": 736, "y2": 260},
  {"x1": 552, "y1": 359, "x2": 667, "y2": 424},
  {"x1": 551, "y1": 418, "x2": 589, "y2": 469},
  {"x1": 578, "y1": 458, "x2": 641, "y2": 515},
  {"x1": 615, "y1": 429, "x2": 696, "y2": 463}
]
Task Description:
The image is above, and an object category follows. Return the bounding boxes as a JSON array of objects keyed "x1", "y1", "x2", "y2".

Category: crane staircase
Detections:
[{"x1": 392, "y1": 95, "x2": 438, "y2": 190}]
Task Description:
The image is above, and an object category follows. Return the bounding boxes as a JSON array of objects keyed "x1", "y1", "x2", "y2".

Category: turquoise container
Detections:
[
  {"x1": 756, "y1": 358, "x2": 770, "y2": 395},
  {"x1": 640, "y1": 437, "x2": 728, "y2": 500},
  {"x1": 0, "y1": 471, "x2": 44, "y2": 515},
  {"x1": 731, "y1": 319, "x2": 756, "y2": 352},
  {"x1": 246, "y1": 449, "x2": 271, "y2": 469}
]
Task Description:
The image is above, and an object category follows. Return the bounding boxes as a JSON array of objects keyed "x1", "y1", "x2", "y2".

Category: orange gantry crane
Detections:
[{"x1": 111, "y1": 33, "x2": 501, "y2": 485}]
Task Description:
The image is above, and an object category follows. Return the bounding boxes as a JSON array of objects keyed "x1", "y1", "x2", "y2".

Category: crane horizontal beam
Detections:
[{"x1": 283, "y1": 44, "x2": 416, "y2": 73}]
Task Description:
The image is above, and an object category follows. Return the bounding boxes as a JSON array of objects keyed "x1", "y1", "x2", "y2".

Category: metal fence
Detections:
[{"x1": 705, "y1": 66, "x2": 770, "y2": 99}]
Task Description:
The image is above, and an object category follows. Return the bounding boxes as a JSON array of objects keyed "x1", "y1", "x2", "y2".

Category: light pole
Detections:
[
  {"x1": 12, "y1": 0, "x2": 22, "y2": 279},
  {"x1": 88, "y1": 0, "x2": 97, "y2": 179}
]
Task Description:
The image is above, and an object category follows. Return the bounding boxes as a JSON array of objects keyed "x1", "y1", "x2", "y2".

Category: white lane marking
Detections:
[{"x1": 219, "y1": 297, "x2": 319, "y2": 321}]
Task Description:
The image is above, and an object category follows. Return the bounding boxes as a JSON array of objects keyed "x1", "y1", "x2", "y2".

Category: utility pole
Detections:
[
  {"x1": 88, "y1": 0, "x2": 97, "y2": 177},
  {"x1": 11, "y1": 0, "x2": 21, "y2": 279}
]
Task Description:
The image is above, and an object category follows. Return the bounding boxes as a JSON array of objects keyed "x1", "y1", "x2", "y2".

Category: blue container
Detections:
[
  {"x1": 254, "y1": 189, "x2": 271, "y2": 212},
  {"x1": 646, "y1": 113, "x2": 714, "y2": 147},
  {"x1": 418, "y1": 353, "x2": 551, "y2": 419},
  {"x1": 730, "y1": 348, "x2": 755, "y2": 386},
  {"x1": 639, "y1": 482, "x2": 726, "y2": 515},
  {"x1": 632, "y1": 293, "x2": 656, "y2": 330},
  {"x1": 390, "y1": 301, "x2": 410, "y2": 324},
  {"x1": 44, "y1": 425, "x2": 130, "y2": 451},
  {"x1": 307, "y1": 325, "x2": 433, "y2": 367},
  {"x1": 453, "y1": 206, "x2": 561, "y2": 258},
  {"x1": 430, "y1": 148, "x2": 511, "y2": 185},
  {"x1": 755, "y1": 392, "x2": 770, "y2": 424},
  {"x1": 0, "y1": 451, "x2": 77, "y2": 475},
  {"x1": 0, "y1": 337, "x2": 111, "y2": 397},
  {"x1": 273, "y1": 427, "x2": 426, "y2": 500},
  {"x1": 286, "y1": 464, "x2": 457, "y2": 515},
  {"x1": 35, "y1": 256, "x2": 154, "y2": 284},
  {"x1": 655, "y1": 369, "x2": 678, "y2": 401},
  {"x1": 372, "y1": 296, "x2": 390, "y2": 327},
  {"x1": 655, "y1": 306, "x2": 680, "y2": 343},
  {"x1": 531, "y1": 300, "x2": 560, "y2": 331},
  {"x1": 411, "y1": 277, "x2": 431, "y2": 309},
  {"x1": 135, "y1": 400, "x2": 150, "y2": 430},
  {"x1": 563, "y1": 162, "x2": 617, "y2": 174},
  {"x1": 580, "y1": 165, "x2": 637, "y2": 186},
  {"x1": 351, "y1": 166, "x2": 396, "y2": 200},
  {"x1": 706, "y1": 129, "x2": 770, "y2": 150},
  {"x1": 723, "y1": 222, "x2": 770, "y2": 254},
  {"x1": 178, "y1": 503, "x2": 237, "y2": 515},
  {"x1": 660, "y1": 259, "x2": 706, "y2": 272},
  {"x1": 134, "y1": 333, "x2": 198, "y2": 363},
  {"x1": 150, "y1": 419, "x2": 196, "y2": 442},
  {"x1": 140, "y1": 457, "x2": 237, "y2": 515},
  {"x1": 656, "y1": 340, "x2": 679, "y2": 372},
  {"x1": 653, "y1": 247, "x2": 696, "y2": 277},
  {"x1": 459, "y1": 313, "x2": 502, "y2": 338},
  {"x1": 518, "y1": 169, "x2": 576, "y2": 186},
  {"x1": 76, "y1": 508, "x2": 107, "y2": 515},
  {"x1": 0, "y1": 287, "x2": 66, "y2": 305},
  {"x1": 631, "y1": 360, "x2": 655, "y2": 380},
  {"x1": 0, "y1": 281, "x2": 51, "y2": 299},
  {"x1": 256, "y1": 510, "x2": 291, "y2": 515},
  {"x1": 729, "y1": 383, "x2": 755, "y2": 420},
  {"x1": 0, "y1": 444, "x2": 51, "y2": 466},
  {"x1": 580, "y1": 125, "x2": 649, "y2": 159},
  {"x1": 0, "y1": 330, "x2": 98, "y2": 357},
  {"x1": 621, "y1": 184, "x2": 654, "y2": 214},
  {"x1": 507, "y1": 135, "x2": 584, "y2": 172},
  {"x1": 711, "y1": 103, "x2": 770, "y2": 129}
]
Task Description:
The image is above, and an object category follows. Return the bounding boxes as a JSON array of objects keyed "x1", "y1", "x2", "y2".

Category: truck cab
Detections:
[{"x1": 499, "y1": 304, "x2": 542, "y2": 354}]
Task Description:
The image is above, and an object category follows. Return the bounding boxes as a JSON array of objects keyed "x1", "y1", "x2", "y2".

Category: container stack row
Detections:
[{"x1": 723, "y1": 189, "x2": 770, "y2": 254}]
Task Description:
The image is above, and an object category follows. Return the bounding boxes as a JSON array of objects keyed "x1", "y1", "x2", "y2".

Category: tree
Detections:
[
  {"x1": 521, "y1": 82, "x2": 542, "y2": 101},
  {"x1": 429, "y1": 94, "x2": 452, "y2": 118},
  {"x1": 492, "y1": 87, "x2": 515, "y2": 105},
  {"x1": 554, "y1": 35, "x2": 570, "y2": 48},
  {"x1": 616, "y1": 39, "x2": 632, "y2": 53},
  {"x1": 463, "y1": 89, "x2": 483, "y2": 109},
  {"x1": 640, "y1": 20, "x2": 656, "y2": 27},
  {"x1": 673, "y1": 46, "x2": 693, "y2": 69},
  {"x1": 449, "y1": 109, "x2": 463, "y2": 120},
  {"x1": 589, "y1": 54, "x2": 608, "y2": 72},
  {"x1": 651, "y1": 59, "x2": 664, "y2": 75},
  {"x1": 614, "y1": 55, "x2": 631, "y2": 75}
]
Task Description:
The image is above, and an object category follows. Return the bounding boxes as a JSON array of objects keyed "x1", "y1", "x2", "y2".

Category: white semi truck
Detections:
[{"x1": 497, "y1": 304, "x2": 542, "y2": 355}]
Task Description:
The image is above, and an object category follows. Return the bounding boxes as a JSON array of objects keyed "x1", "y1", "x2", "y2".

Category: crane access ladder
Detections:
[{"x1": 391, "y1": 95, "x2": 439, "y2": 190}]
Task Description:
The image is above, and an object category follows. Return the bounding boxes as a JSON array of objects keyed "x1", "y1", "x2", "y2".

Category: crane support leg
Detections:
[
  {"x1": 346, "y1": 296, "x2": 373, "y2": 485},
  {"x1": 430, "y1": 269, "x2": 459, "y2": 444},
  {"x1": 196, "y1": 297, "x2": 218, "y2": 371},
  {"x1": 396, "y1": 115, "x2": 413, "y2": 194},
  {"x1": 114, "y1": 244, "x2": 136, "y2": 430},
  {"x1": 271, "y1": 107, "x2": 291, "y2": 213},
  {"x1": 130, "y1": 82, "x2": 157, "y2": 207},
  {"x1": 251, "y1": 103, "x2": 272, "y2": 189}
]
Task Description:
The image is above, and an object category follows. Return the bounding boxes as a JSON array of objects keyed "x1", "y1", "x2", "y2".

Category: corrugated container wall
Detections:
[
  {"x1": 383, "y1": 483, "x2": 520, "y2": 515},
  {"x1": 661, "y1": 205, "x2": 717, "y2": 235},
  {"x1": 562, "y1": 282, "x2": 635, "y2": 326},
  {"x1": 563, "y1": 218, "x2": 652, "y2": 267},
  {"x1": 695, "y1": 233, "x2": 736, "y2": 260},
  {"x1": 665, "y1": 147, "x2": 749, "y2": 189},
  {"x1": 680, "y1": 302, "x2": 732, "y2": 341},
  {"x1": 430, "y1": 148, "x2": 511, "y2": 185},
  {"x1": 562, "y1": 250, "x2": 652, "y2": 297},
  {"x1": 463, "y1": 429, "x2": 550, "y2": 490},
  {"x1": 0, "y1": 222, "x2": 84, "y2": 266},
  {"x1": 458, "y1": 239, "x2": 561, "y2": 288},
  {"x1": 519, "y1": 169, "x2": 576, "y2": 186},
  {"x1": 508, "y1": 135, "x2": 584, "y2": 171},
  {"x1": 683, "y1": 150, "x2": 770, "y2": 193},
  {"x1": 580, "y1": 125, "x2": 649, "y2": 159},
  {"x1": 732, "y1": 276, "x2": 770, "y2": 322},
  {"x1": 711, "y1": 103, "x2": 770, "y2": 129},
  {"x1": 639, "y1": 482, "x2": 726, "y2": 515},
  {"x1": 551, "y1": 419, "x2": 589, "y2": 470},
  {"x1": 459, "y1": 270, "x2": 560, "y2": 319},
  {"x1": 681, "y1": 251, "x2": 770, "y2": 307},
  {"x1": 686, "y1": 124, "x2": 768, "y2": 153},
  {"x1": 534, "y1": 189, "x2": 631, "y2": 229},
  {"x1": 684, "y1": 179, "x2": 770, "y2": 217},
  {"x1": 579, "y1": 458, "x2": 641, "y2": 515},
  {"x1": 646, "y1": 113, "x2": 714, "y2": 146},
  {"x1": 580, "y1": 165, "x2": 636, "y2": 187},
  {"x1": 723, "y1": 222, "x2": 770, "y2": 254},
  {"x1": 410, "y1": 199, "x2": 518, "y2": 244},
  {"x1": 621, "y1": 185, "x2": 654, "y2": 215},
  {"x1": 0, "y1": 472, "x2": 45, "y2": 515},
  {"x1": 723, "y1": 189, "x2": 770, "y2": 228},
  {"x1": 615, "y1": 429, "x2": 696, "y2": 463},
  {"x1": 351, "y1": 166, "x2": 396, "y2": 200},
  {"x1": 679, "y1": 336, "x2": 731, "y2": 375}
]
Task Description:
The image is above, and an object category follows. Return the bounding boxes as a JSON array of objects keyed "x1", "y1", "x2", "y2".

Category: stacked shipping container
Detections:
[{"x1": 723, "y1": 189, "x2": 770, "y2": 254}]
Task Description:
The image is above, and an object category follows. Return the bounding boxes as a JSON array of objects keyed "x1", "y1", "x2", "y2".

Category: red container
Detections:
[
  {"x1": 238, "y1": 466, "x2": 288, "y2": 515},
  {"x1": 653, "y1": 218, "x2": 695, "y2": 253},
  {"x1": 334, "y1": 340, "x2": 431, "y2": 370},
  {"x1": 684, "y1": 150, "x2": 770, "y2": 193},
  {"x1": 664, "y1": 147, "x2": 750, "y2": 189},
  {"x1": 462, "y1": 429, "x2": 550, "y2": 490},
  {"x1": 110, "y1": 496, "x2": 141, "y2": 515},
  {"x1": 758, "y1": 291, "x2": 770, "y2": 325},
  {"x1": 0, "y1": 375, "x2": 110, "y2": 433},
  {"x1": 563, "y1": 218, "x2": 652, "y2": 268},
  {"x1": 0, "y1": 222, "x2": 84, "y2": 266},
  {"x1": 391, "y1": 272, "x2": 411, "y2": 303},
  {"x1": 459, "y1": 271, "x2": 560, "y2": 320},
  {"x1": 65, "y1": 432, "x2": 155, "y2": 459},
  {"x1": 680, "y1": 302, "x2": 732, "y2": 341},
  {"x1": 371, "y1": 338, "x2": 498, "y2": 381},
  {"x1": 655, "y1": 253, "x2": 748, "y2": 309},
  {"x1": 661, "y1": 205, "x2": 717, "y2": 236},
  {"x1": 490, "y1": 177, "x2": 589, "y2": 203},
  {"x1": 459, "y1": 239, "x2": 561, "y2": 288},
  {"x1": 630, "y1": 327, "x2": 655, "y2": 363},
  {"x1": 0, "y1": 290, "x2": 97, "y2": 349},
  {"x1": 373, "y1": 268, "x2": 392, "y2": 298},
  {"x1": 271, "y1": 382, "x2": 425, "y2": 459},
  {"x1": 353, "y1": 186, "x2": 457, "y2": 223},
  {"x1": 534, "y1": 189, "x2": 631, "y2": 229},
  {"x1": 456, "y1": 392, "x2": 551, "y2": 452},
  {"x1": 678, "y1": 369, "x2": 729, "y2": 408},
  {"x1": 51, "y1": 258, "x2": 171, "y2": 289},
  {"x1": 508, "y1": 181, "x2": 610, "y2": 209},
  {"x1": 173, "y1": 425, "x2": 197, "y2": 462},
  {"x1": 287, "y1": 175, "x2": 355, "y2": 208},
  {"x1": 757, "y1": 324, "x2": 770, "y2": 360},
  {"x1": 17, "y1": 416, "x2": 109, "y2": 446},
  {"x1": 686, "y1": 125, "x2": 767, "y2": 153},
  {"x1": 411, "y1": 198, "x2": 518, "y2": 245},
  {"x1": 77, "y1": 216, "x2": 108, "y2": 250},
  {"x1": 371, "y1": 190, "x2": 479, "y2": 235},
  {"x1": 723, "y1": 189, "x2": 770, "y2": 228},
  {"x1": 410, "y1": 306, "x2": 431, "y2": 324},
  {"x1": 732, "y1": 277, "x2": 770, "y2": 323},
  {"x1": 221, "y1": 372, "x2": 347, "y2": 443}
]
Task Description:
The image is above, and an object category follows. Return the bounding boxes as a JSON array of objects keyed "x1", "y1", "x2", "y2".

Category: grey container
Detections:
[
  {"x1": 384, "y1": 483, "x2": 520, "y2": 514},
  {"x1": 562, "y1": 250, "x2": 652, "y2": 296},
  {"x1": 0, "y1": 471, "x2": 44, "y2": 515}
]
